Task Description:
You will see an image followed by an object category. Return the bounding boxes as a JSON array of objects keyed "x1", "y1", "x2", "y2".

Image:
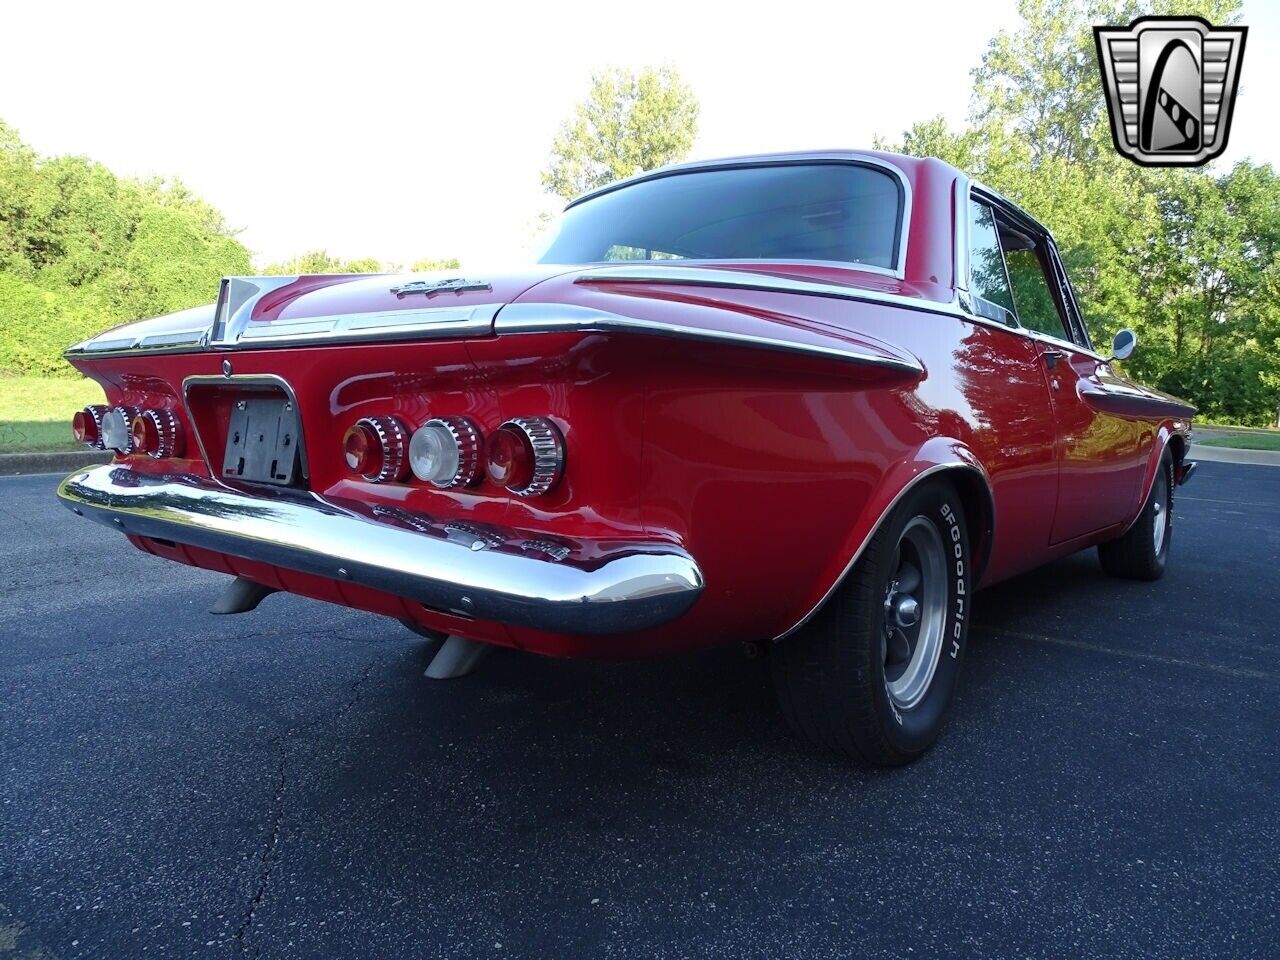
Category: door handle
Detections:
[{"x1": 1043, "y1": 350, "x2": 1064, "y2": 370}]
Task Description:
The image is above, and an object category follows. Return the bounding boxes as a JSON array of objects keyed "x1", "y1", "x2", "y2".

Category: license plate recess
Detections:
[{"x1": 222, "y1": 397, "x2": 301, "y2": 485}]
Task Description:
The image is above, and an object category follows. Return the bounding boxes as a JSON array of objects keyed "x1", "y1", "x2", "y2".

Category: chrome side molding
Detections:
[{"x1": 495, "y1": 301, "x2": 925, "y2": 375}]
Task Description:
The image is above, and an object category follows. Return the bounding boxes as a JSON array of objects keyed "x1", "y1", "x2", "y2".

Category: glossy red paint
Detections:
[{"x1": 64, "y1": 152, "x2": 1193, "y2": 659}]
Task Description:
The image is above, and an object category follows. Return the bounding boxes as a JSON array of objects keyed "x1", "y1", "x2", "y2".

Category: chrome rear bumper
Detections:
[{"x1": 57, "y1": 465, "x2": 704, "y2": 635}]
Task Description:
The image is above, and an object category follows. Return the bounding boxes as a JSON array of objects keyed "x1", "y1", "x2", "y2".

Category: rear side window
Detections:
[
  {"x1": 539, "y1": 163, "x2": 904, "y2": 270},
  {"x1": 968, "y1": 201, "x2": 1015, "y2": 321}
]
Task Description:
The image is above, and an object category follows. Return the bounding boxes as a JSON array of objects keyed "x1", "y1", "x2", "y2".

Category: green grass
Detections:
[
  {"x1": 1198, "y1": 433, "x2": 1280, "y2": 451},
  {"x1": 1197, "y1": 420, "x2": 1279, "y2": 433},
  {"x1": 0, "y1": 376, "x2": 106, "y2": 452}
]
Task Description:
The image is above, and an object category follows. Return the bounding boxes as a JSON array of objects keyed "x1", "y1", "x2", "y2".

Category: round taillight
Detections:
[
  {"x1": 72, "y1": 405, "x2": 107, "y2": 448},
  {"x1": 130, "y1": 414, "x2": 157, "y2": 455},
  {"x1": 128, "y1": 409, "x2": 184, "y2": 459},
  {"x1": 343, "y1": 416, "x2": 408, "y2": 482},
  {"x1": 100, "y1": 406, "x2": 142, "y2": 453},
  {"x1": 486, "y1": 425, "x2": 534, "y2": 490},
  {"x1": 486, "y1": 417, "x2": 564, "y2": 497},
  {"x1": 343, "y1": 422, "x2": 379, "y2": 476},
  {"x1": 409, "y1": 417, "x2": 482, "y2": 488}
]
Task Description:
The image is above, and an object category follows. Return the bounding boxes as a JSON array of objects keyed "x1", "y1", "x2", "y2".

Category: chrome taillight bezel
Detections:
[
  {"x1": 73, "y1": 404, "x2": 109, "y2": 449},
  {"x1": 130, "y1": 409, "x2": 184, "y2": 459},
  {"x1": 494, "y1": 417, "x2": 564, "y2": 497},
  {"x1": 409, "y1": 416, "x2": 483, "y2": 488},
  {"x1": 101, "y1": 405, "x2": 143, "y2": 453}
]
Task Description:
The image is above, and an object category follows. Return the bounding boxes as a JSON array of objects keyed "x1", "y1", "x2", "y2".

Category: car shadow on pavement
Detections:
[{"x1": 307, "y1": 549, "x2": 1119, "y2": 807}]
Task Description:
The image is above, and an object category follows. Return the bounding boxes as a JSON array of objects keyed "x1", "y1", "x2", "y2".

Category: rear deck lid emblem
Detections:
[{"x1": 391, "y1": 277, "x2": 493, "y2": 298}]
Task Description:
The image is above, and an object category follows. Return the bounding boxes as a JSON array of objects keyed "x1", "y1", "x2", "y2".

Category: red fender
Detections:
[
  {"x1": 774, "y1": 436, "x2": 993, "y2": 641},
  {"x1": 1121, "y1": 418, "x2": 1191, "y2": 535}
]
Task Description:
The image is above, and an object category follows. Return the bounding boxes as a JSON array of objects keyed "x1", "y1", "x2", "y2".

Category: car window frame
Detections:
[
  {"x1": 556, "y1": 156, "x2": 912, "y2": 280},
  {"x1": 1043, "y1": 238, "x2": 1096, "y2": 353},
  {"x1": 958, "y1": 180, "x2": 1099, "y2": 358}
]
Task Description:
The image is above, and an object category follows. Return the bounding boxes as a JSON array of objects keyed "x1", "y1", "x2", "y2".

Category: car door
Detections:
[
  {"x1": 963, "y1": 198, "x2": 1060, "y2": 575},
  {"x1": 982, "y1": 201, "x2": 1145, "y2": 544}
]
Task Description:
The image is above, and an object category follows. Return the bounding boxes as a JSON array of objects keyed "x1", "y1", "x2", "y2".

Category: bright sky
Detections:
[{"x1": 3, "y1": 1, "x2": 1276, "y2": 270}]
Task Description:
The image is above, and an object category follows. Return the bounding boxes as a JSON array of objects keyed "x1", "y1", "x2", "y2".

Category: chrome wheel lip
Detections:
[{"x1": 884, "y1": 516, "x2": 948, "y2": 711}]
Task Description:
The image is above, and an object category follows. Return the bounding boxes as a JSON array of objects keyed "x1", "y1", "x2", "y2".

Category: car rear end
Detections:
[
  {"x1": 58, "y1": 272, "x2": 707, "y2": 658},
  {"x1": 58, "y1": 151, "x2": 943, "y2": 661}
]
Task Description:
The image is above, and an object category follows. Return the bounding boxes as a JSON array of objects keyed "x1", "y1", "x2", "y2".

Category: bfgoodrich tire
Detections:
[
  {"x1": 771, "y1": 479, "x2": 971, "y2": 766},
  {"x1": 1098, "y1": 451, "x2": 1173, "y2": 582}
]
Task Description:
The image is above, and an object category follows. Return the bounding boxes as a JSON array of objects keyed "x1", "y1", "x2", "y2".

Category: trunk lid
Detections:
[
  {"x1": 210, "y1": 267, "x2": 575, "y2": 348},
  {"x1": 68, "y1": 267, "x2": 576, "y2": 357}
]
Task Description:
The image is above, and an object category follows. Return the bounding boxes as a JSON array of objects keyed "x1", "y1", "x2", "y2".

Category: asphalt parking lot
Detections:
[{"x1": 2, "y1": 461, "x2": 1278, "y2": 959}]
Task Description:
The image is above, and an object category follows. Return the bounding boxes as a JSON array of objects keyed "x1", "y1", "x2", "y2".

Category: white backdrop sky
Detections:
[{"x1": 3, "y1": 1, "x2": 1275, "y2": 270}]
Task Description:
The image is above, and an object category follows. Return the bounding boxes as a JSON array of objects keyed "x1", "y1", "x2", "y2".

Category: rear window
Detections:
[{"x1": 537, "y1": 163, "x2": 904, "y2": 270}]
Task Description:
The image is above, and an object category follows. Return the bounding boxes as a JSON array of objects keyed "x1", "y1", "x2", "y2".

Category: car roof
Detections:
[{"x1": 564, "y1": 149, "x2": 954, "y2": 209}]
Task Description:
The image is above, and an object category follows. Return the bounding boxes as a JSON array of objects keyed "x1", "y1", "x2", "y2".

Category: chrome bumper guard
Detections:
[{"x1": 57, "y1": 465, "x2": 704, "y2": 635}]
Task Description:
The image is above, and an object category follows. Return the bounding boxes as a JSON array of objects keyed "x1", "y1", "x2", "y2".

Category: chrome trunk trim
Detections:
[
  {"x1": 210, "y1": 276, "x2": 500, "y2": 348},
  {"x1": 57, "y1": 465, "x2": 704, "y2": 635},
  {"x1": 65, "y1": 278, "x2": 503, "y2": 359},
  {"x1": 225, "y1": 303, "x2": 499, "y2": 348},
  {"x1": 65, "y1": 304, "x2": 215, "y2": 358}
]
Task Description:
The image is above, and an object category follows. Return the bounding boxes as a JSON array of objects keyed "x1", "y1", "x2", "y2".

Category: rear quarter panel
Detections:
[{"x1": 497, "y1": 274, "x2": 1063, "y2": 654}]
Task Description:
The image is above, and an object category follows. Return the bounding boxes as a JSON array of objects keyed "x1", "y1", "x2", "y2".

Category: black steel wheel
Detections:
[
  {"x1": 771, "y1": 478, "x2": 971, "y2": 766},
  {"x1": 1098, "y1": 451, "x2": 1173, "y2": 582}
]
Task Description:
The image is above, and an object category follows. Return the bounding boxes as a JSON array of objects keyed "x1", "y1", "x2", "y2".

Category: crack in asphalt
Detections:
[
  {"x1": 232, "y1": 651, "x2": 383, "y2": 956},
  {"x1": 233, "y1": 755, "x2": 287, "y2": 957}
]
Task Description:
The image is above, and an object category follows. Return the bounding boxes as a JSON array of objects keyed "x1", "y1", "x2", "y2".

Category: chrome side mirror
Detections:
[{"x1": 1110, "y1": 328, "x2": 1137, "y2": 362}]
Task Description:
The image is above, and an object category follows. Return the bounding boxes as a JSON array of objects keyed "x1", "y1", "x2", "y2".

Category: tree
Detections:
[
  {"x1": 118, "y1": 205, "x2": 250, "y2": 319},
  {"x1": 260, "y1": 250, "x2": 385, "y2": 276},
  {"x1": 880, "y1": 0, "x2": 1280, "y2": 425},
  {"x1": 0, "y1": 119, "x2": 252, "y2": 376},
  {"x1": 541, "y1": 66, "x2": 699, "y2": 200},
  {"x1": 259, "y1": 254, "x2": 463, "y2": 275},
  {"x1": 410, "y1": 257, "x2": 461, "y2": 272}
]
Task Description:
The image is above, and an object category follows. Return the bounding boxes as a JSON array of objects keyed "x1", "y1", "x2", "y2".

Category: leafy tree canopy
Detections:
[
  {"x1": 410, "y1": 257, "x2": 461, "y2": 273},
  {"x1": 542, "y1": 66, "x2": 699, "y2": 201},
  {"x1": 260, "y1": 250, "x2": 386, "y2": 276},
  {"x1": 880, "y1": 0, "x2": 1280, "y2": 425},
  {"x1": 260, "y1": 252, "x2": 463, "y2": 276},
  {"x1": 0, "y1": 119, "x2": 250, "y2": 376}
]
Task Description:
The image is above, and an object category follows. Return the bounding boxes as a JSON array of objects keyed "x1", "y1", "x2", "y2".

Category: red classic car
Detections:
[{"x1": 58, "y1": 150, "x2": 1196, "y2": 765}]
